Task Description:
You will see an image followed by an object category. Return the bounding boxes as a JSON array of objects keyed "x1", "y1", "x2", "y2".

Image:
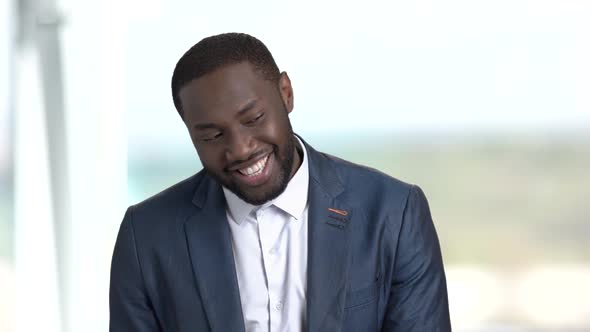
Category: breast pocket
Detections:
[{"x1": 343, "y1": 281, "x2": 381, "y2": 332}]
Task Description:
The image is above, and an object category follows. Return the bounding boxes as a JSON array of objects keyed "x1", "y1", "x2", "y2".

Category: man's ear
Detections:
[{"x1": 278, "y1": 71, "x2": 294, "y2": 113}]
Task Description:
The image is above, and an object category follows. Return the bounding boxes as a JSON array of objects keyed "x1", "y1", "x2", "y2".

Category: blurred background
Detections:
[{"x1": 1, "y1": 0, "x2": 589, "y2": 331}]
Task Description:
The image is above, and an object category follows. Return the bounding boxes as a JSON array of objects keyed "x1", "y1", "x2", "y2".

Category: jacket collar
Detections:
[
  {"x1": 190, "y1": 134, "x2": 345, "y2": 207},
  {"x1": 186, "y1": 135, "x2": 353, "y2": 332},
  {"x1": 300, "y1": 137, "x2": 353, "y2": 331},
  {"x1": 222, "y1": 135, "x2": 310, "y2": 225},
  {"x1": 185, "y1": 176, "x2": 246, "y2": 332}
]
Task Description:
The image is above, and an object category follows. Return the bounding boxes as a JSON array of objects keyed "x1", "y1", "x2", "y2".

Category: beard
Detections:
[
  {"x1": 206, "y1": 126, "x2": 297, "y2": 206},
  {"x1": 227, "y1": 136, "x2": 295, "y2": 205}
]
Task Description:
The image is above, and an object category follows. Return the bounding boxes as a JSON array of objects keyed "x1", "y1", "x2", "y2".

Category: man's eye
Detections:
[
  {"x1": 245, "y1": 113, "x2": 264, "y2": 125},
  {"x1": 202, "y1": 132, "x2": 222, "y2": 142}
]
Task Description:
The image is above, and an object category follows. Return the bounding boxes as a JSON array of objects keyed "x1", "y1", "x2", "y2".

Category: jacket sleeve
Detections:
[
  {"x1": 383, "y1": 185, "x2": 452, "y2": 331},
  {"x1": 110, "y1": 207, "x2": 162, "y2": 331}
]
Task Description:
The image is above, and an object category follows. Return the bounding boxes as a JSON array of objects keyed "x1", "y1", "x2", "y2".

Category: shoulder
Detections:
[
  {"x1": 124, "y1": 169, "x2": 207, "y2": 226},
  {"x1": 323, "y1": 151, "x2": 413, "y2": 195},
  {"x1": 311, "y1": 149, "x2": 418, "y2": 217}
]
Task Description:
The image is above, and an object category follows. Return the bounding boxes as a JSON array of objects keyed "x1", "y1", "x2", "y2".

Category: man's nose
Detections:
[{"x1": 225, "y1": 130, "x2": 254, "y2": 162}]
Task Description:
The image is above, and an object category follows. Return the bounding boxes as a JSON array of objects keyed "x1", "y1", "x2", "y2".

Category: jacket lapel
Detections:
[
  {"x1": 182, "y1": 139, "x2": 352, "y2": 332},
  {"x1": 305, "y1": 142, "x2": 353, "y2": 331},
  {"x1": 184, "y1": 176, "x2": 245, "y2": 332}
]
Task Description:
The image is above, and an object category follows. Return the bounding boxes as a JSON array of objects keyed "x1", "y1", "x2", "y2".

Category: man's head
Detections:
[{"x1": 171, "y1": 33, "x2": 300, "y2": 205}]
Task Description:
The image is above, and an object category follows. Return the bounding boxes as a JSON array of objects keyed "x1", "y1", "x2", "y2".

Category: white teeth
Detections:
[{"x1": 239, "y1": 155, "x2": 268, "y2": 176}]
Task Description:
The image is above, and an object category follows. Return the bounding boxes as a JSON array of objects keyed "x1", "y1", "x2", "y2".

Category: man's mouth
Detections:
[
  {"x1": 237, "y1": 153, "x2": 270, "y2": 177},
  {"x1": 229, "y1": 151, "x2": 274, "y2": 187}
]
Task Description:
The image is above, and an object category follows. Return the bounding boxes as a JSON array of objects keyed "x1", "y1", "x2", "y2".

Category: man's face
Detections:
[{"x1": 178, "y1": 61, "x2": 298, "y2": 205}]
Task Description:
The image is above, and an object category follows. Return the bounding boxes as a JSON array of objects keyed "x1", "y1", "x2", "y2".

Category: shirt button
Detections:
[
  {"x1": 275, "y1": 301, "x2": 283, "y2": 311},
  {"x1": 269, "y1": 248, "x2": 277, "y2": 255}
]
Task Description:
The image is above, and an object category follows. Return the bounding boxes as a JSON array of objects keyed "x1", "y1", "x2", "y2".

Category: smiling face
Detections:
[{"x1": 178, "y1": 61, "x2": 300, "y2": 205}]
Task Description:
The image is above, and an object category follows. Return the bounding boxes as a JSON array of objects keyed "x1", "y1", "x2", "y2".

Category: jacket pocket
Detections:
[{"x1": 344, "y1": 281, "x2": 381, "y2": 309}]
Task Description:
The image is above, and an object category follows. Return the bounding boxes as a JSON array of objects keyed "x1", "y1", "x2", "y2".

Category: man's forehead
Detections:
[
  {"x1": 179, "y1": 65, "x2": 272, "y2": 121},
  {"x1": 182, "y1": 62, "x2": 267, "y2": 97}
]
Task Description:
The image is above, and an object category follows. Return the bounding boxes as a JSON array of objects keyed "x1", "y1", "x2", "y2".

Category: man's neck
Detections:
[{"x1": 288, "y1": 138, "x2": 304, "y2": 180}]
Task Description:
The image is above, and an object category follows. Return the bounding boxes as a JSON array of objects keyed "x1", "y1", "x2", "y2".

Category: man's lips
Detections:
[
  {"x1": 227, "y1": 150, "x2": 272, "y2": 173},
  {"x1": 235, "y1": 153, "x2": 270, "y2": 176},
  {"x1": 229, "y1": 152, "x2": 274, "y2": 187}
]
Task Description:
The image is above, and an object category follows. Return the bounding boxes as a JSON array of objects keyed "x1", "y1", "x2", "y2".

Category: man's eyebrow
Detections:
[
  {"x1": 192, "y1": 99, "x2": 259, "y2": 130},
  {"x1": 193, "y1": 123, "x2": 218, "y2": 130},
  {"x1": 236, "y1": 98, "x2": 259, "y2": 116}
]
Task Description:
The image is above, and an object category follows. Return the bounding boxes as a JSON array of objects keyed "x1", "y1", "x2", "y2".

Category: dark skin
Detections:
[{"x1": 178, "y1": 61, "x2": 302, "y2": 205}]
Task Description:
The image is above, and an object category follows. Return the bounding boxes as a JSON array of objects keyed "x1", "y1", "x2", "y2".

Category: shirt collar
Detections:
[{"x1": 223, "y1": 136, "x2": 309, "y2": 225}]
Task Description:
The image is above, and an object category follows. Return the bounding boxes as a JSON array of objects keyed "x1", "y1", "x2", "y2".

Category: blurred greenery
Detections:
[
  {"x1": 2, "y1": 134, "x2": 588, "y2": 267},
  {"x1": 128, "y1": 133, "x2": 590, "y2": 267}
]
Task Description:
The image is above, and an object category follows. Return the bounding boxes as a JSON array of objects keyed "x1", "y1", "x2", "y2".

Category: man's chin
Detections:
[
  {"x1": 207, "y1": 171, "x2": 279, "y2": 205},
  {"x1": 229, "y1": 183, "x2": 286, "y2": 206}
]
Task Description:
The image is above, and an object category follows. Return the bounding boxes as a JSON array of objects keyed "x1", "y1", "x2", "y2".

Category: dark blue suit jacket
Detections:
[{"x1": 110, "y1": 140, "x2": 451, "y2": 331}]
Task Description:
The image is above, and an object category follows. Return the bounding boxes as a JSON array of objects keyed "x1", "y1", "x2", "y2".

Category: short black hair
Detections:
[{"x1": 171, "y1": 32, "x2": 281, "y2": 119}]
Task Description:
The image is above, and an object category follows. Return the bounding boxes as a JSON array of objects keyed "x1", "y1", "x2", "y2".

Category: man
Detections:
[{"x1": 110, "y1": 33, "x2": 451, "y2": 332}]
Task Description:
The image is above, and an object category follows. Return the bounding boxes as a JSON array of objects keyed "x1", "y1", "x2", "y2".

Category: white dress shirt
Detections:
[{"x1": 223, "y1": 137, "x2": 309, "y2": 332}]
